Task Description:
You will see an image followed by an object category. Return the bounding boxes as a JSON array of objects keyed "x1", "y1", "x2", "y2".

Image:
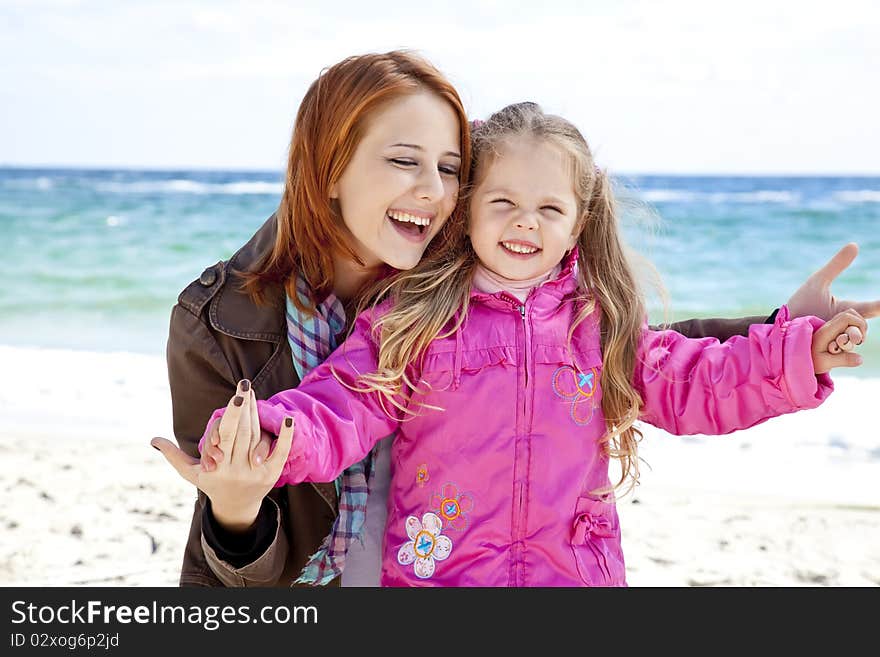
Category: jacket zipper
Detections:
[
  {"x1": 515, "y1": 300, "x2": 531, "y2": 585},
  {"x1": 520, "y1": 303, "x2": 528, "y2": 398}
]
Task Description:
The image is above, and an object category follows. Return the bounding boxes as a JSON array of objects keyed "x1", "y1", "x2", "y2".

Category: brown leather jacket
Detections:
[{"x1": 167, "y1": 214, "x2": 770, "y2": 587}]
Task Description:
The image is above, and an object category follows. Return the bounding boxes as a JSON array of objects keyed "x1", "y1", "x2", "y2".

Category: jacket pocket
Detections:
[{"x1": 570, "y1": 496, "x2": 625, "y2": 587}]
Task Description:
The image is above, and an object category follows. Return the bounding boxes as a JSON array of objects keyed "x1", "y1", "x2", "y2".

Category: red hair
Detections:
[{"x1": 241, "y1": 50, "x2": 471, "y2": 312}]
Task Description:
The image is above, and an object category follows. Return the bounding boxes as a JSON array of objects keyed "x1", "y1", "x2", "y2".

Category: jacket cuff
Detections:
[
  {"x1": 200, "y1": 497, "x2": 289, "y2": 587},
  {"x1": 774, "y1": 305, "x2": 834, "y2": 410},
  {"x1": 202, "y1": 497, "x2": 277, "y2": 567}
]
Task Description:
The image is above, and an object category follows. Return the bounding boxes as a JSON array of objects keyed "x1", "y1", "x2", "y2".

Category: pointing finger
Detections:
[{"x1": 811, "y1": 243, "x2": 858, "y2": 286}]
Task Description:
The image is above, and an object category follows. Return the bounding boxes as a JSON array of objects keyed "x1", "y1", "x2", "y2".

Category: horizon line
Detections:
[{"x1": 2, "y1": 163, "x2": 880, "y2": 178}]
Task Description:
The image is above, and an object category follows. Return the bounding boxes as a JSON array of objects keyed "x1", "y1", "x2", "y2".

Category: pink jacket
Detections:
[{"x1": 202, "y1": 252, "x2": 832, "y2": 586}]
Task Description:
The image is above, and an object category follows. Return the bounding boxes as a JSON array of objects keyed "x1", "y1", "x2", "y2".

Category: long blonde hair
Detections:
[{"x1": 355, "y1": 102, "x2": 648, "y2": 493}]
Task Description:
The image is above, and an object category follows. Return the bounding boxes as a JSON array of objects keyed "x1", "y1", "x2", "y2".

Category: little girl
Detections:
[{"x1": 201, "y1": 102, "x2": 863, "y2": 586}]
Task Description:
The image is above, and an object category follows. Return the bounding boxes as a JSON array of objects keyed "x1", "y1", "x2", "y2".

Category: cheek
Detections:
[
  {"x1": 357, "y1": 166, "x2": 409, "y2": 204},
  {"x1": 557, "y1": 220, "x2": 579, "y2": 245},
  {"x1": 442, "y1": 179, "x2": 460, "y2": 211},
  {"x1": 468, "y1": 217, "x2": 496, "y2": 247}
]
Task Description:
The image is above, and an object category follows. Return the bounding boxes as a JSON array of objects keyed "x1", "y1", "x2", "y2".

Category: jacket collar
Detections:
[
  {"x1": 209, "y1": 214, "x2": 287, "y2": 342},
  {"x1": 469, "y1": 246, "x2": 581, "y2": 311}
]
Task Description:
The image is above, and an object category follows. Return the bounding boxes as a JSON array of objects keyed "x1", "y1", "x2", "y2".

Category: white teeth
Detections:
[
  {"x1": 501, "y1": 241, "x2": 539, "y2": 254},
  {"x1": 388, "y1": 210, "x2": 431, "y2": 226}
]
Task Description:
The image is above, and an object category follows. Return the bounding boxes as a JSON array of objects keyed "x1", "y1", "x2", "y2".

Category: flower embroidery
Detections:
[
  {"x1": 430, "y1": 482, "x2": 475, "y2": 532},
  {"x1": 552, "y1": 365, "x2": 598, "y2": 426},
  {"x1": 396, "y1": 512, "x2": 453, "y2": 579},
  {"x1": 415, "y1": 463, "x2": 430, "y2": 488}
]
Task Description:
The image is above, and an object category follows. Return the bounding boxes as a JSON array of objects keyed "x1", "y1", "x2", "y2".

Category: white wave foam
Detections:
[
  {"x1": 708, "y1": 191, "x2": 799, "y2": 203},
  {"x1": 833, "y1": 190, "x2": 880, "y2": 203},
  {"x1": 93, "y1": 179, "x2": 283, "y2": 195},
  {"x1": 638, "y1": 190, "x2": 698, "y2": 203},
  {"x1": 639, "y1": 189, "x2": 799, "y2": 204}
]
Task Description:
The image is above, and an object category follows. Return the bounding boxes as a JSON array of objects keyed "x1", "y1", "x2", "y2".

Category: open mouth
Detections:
[
  {"x1": 500, "y1": 241, "x2": 541, "y2": 257},
  {"x1": 387, "y1": 210, "x2": 431, "y2": 240}
]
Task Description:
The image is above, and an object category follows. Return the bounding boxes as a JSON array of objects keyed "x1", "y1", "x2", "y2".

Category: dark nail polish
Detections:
[
  {"x1": 284, "y1": 417, "x2": 293, "y2": 428},
  {"x1": 234, "y1": 396, "x2": 244, "y2": 407},
  {"x1": 240, "y1": 379, "x2": 250, "y2": 392},
  {"x1": 152, "y1": 444, "x2": 161, "y2": 451}
]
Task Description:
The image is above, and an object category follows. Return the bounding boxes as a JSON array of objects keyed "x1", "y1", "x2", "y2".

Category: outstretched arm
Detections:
[{"x1": 634, "y1": 306, "x2": 864, "y2": 436}]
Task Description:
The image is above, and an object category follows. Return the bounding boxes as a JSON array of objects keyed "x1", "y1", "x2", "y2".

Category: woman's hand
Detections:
[
  {"x1": 787, "y1": 243, "x2": 880, "y2": 322},
  {"x1": 201, "y1": 424, "x2": 274, "y2": 471},
  {"x1": 151, "y1": 379, "x2": 294, "y2": 533},
  {"x1": 812, "y1": 309, "x2": 867, "y2": 374}
]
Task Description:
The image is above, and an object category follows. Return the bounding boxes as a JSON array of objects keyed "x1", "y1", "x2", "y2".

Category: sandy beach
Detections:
[{"x1": 2, "y1": 345, "x2": 878, "y2": 587}]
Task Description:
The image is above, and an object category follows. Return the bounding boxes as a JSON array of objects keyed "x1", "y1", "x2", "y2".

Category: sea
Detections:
[
  {"x1": 1, "y1": 167, "x2": 877, "y2": 506},
  {"x1": 2, "y1": 167, "x2": 879, "y2": 373}
]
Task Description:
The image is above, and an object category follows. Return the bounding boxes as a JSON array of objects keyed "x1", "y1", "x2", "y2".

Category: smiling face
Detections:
[
  {"x1": 468, "y1": 136, "x2": 579, "y2": 281},
  {"x1": 329, "y1": 90, "x2": 462, "y2": 271}
]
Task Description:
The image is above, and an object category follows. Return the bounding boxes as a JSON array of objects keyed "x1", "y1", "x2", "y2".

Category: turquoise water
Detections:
[{"x1": 2, "y1": 167, "x2": 879, "y2": 373}]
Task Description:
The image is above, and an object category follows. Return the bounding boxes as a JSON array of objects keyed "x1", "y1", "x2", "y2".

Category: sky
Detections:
[{"x1": 1, "y1": 0, "x2": 878, "y2": 174}]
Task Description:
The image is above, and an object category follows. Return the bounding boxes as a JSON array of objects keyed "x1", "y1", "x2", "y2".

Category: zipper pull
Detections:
[{"x1": 520, "y1": 305, "x2": 526, "y2": 319}]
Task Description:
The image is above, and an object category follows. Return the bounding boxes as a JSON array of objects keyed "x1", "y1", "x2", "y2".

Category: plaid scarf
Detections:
[{"x1": 285, "y1": 274, "x2": 376, "y2": 586}]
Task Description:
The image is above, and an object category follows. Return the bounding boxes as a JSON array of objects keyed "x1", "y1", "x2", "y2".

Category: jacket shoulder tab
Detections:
[{"x1": 177, "y1": 261, "x2": 227, "y2": 316}]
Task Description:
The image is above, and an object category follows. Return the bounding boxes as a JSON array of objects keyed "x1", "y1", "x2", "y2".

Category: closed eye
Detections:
[
  {"x1": 541, "y1": 205, "x2": 563, "y2": 214},
  {"x1": 391, "y1": 158, "x2": 458, "y2": 177},
  {"x1": 491, "y1": 198, "x2": 514, "y2": 205}
]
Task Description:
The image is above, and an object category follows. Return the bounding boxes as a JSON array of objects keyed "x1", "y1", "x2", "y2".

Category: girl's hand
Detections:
[
  {"x1": 787, "y1": 243, "x2": 880, "y2": 322},
  {"x1": 200, "y1": 423, "x2": 274, "y2": 472},
  {"x1": 812, "y1": 309, "x2": 867, "y2": 374},
  {"x1": 151, "y1": 379, "x2": 294, "y2": 532}
]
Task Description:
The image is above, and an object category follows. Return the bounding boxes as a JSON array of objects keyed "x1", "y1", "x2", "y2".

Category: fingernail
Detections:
[
  {"x1": 284, "y1": 417, "x2": 293, "y2": 428},
  {"x1": 234, "y1": 396, "x2": 244, "y2": 407},
  {"x1": 254, "y1": 455, "x2": 263, "y2": 465},
  {"x1": 240, "y1": 379, "x2": 250, "y2": 392},
  {"x1": 855, "y1": 354, "x2": 863, "y2": 365},
  {"x1": 840, "y1": 335, "x2": 849, "y2": 344}
]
